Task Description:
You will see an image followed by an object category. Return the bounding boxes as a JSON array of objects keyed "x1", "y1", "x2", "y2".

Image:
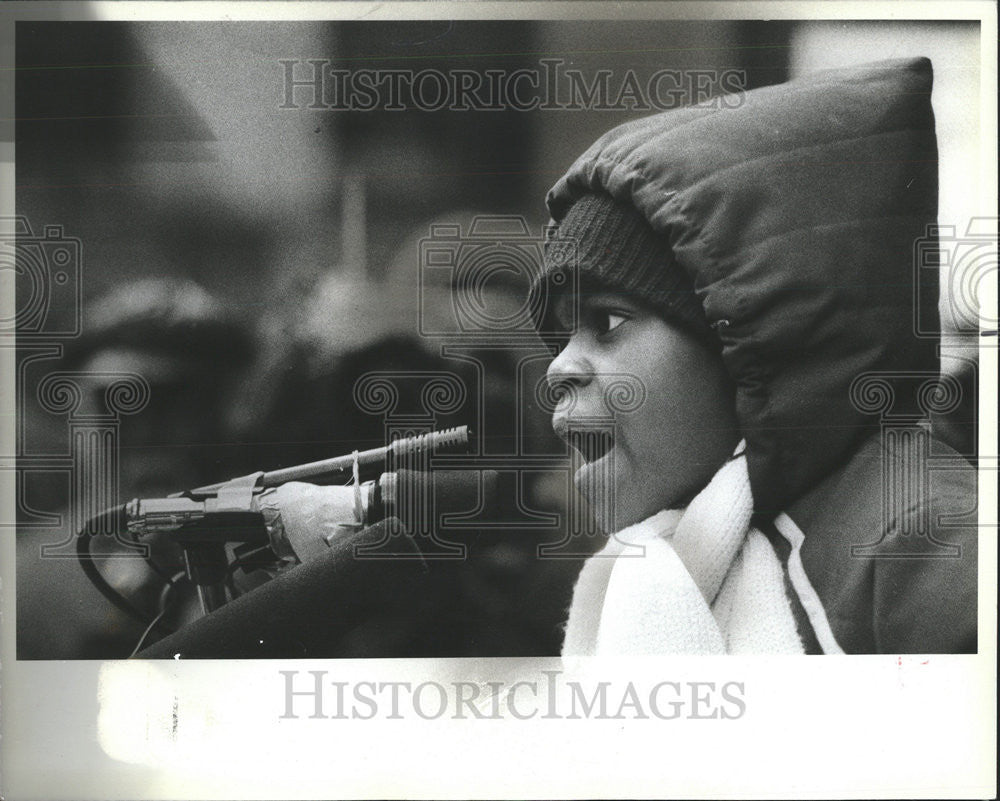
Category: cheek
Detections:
[
  {"x1": 618, "y1": 393, "x2": 692, "y2": 486},
  {"x1": 612, "y1": 339, "x2": 737, "y2": 512},
  {"x1": 619, "y1": 356, "x2": 706, "y2": 444}
]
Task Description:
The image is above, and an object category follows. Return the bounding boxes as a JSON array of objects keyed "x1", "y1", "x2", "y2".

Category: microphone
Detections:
[
  {"x1": 122, "y1": 468, "x2": 499, "y2": 550},
  {"x1": 180, "y1": 426, "x2": 472, "y2": 499},
  {"x1": 263, "y1": 469, "x2": 500, "y2": 564},
  {"x1": 77, "y1": 426, "x2": 488, "y2": 624},
  {"x1": 132, "y1": 470, "x2": 503, "y2": 656},
  {"x1": 366, "y1": 469, "x2": 500, "y2": 527}
]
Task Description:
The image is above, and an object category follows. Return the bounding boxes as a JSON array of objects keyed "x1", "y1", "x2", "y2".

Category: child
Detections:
[{"x1": 530, "y1": 57, "x2": 978, "y2": 655}]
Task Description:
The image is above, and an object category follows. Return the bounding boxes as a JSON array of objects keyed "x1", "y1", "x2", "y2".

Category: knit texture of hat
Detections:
[{"x1": 530, "y1": 193, "x2": 713, "y2": 341}]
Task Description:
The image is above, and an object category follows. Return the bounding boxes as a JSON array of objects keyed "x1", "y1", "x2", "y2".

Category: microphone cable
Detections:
[{"x1": 75, "y1": 505, "x2": 177, "y2": 639}]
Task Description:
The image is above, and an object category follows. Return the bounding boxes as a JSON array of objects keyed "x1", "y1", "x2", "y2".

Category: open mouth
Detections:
[{"x1": 568, "y1": 429, "x2": 615, "y2": 464}]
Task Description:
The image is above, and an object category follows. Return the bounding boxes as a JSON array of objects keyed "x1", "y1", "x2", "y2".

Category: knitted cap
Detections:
[{"x1": 530, "y1": 192, "x2": 713, "y2": 341}]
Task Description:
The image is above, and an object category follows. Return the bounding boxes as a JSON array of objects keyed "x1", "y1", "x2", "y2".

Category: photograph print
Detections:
[{"x1": 9, "y1": 16, "x2": 987, "y2": 661}]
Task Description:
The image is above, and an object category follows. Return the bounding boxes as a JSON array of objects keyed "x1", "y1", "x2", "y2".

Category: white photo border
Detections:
[{"x1": 1, "y1": 2, "x2": 996, "y2": 799}]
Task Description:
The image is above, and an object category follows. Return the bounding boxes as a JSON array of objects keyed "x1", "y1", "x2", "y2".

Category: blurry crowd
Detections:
[{"x1": 17, "y1": 264, "x2": 588, "y2": 660}]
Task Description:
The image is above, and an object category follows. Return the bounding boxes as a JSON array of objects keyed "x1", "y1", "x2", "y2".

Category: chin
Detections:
[{"x1": 572, "y1": 450, "x2": 678, "y2": 532}]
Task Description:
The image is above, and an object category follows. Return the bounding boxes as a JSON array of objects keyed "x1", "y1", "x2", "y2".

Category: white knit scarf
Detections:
[{"x1": 562, "y1": 448, "x2": 804, "y2": 655}]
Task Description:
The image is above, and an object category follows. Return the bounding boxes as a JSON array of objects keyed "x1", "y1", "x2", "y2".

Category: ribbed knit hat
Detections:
[{"x1": 529, "y1": 192, "x2": 714, "y2": 341}]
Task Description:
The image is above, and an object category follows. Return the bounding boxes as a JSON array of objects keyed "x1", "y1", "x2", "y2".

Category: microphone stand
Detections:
[{"x1": 110, "y1": 426, "x2": 473, "y2": 616}]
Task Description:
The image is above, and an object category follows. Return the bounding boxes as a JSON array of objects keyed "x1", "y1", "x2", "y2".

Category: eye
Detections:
[
  {"x1": 605, "y1": 312, "x2": 627, "y2": 332},
  {"x1": 594, "y1": 310, "x2": 629, "y2": 336}
]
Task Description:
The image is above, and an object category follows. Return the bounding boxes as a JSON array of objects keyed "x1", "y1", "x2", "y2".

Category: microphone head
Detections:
[{"x1": 378, "y1": 469, "x2": 500, "y2": 529}]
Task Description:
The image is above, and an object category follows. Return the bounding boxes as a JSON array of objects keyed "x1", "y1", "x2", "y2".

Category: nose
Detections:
[{"x1": 546, "y1": 335, "x2": 593, "y2": 399}]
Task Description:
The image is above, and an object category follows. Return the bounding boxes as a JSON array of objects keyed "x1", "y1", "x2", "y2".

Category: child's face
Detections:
[{"x1": 547, "y1": 291, "x2": 740, "y2": 531}]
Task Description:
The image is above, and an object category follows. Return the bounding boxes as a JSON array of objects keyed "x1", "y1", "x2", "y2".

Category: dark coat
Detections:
[{"x1": 545, "y1": 57, "x2": 976, "y2": 653}]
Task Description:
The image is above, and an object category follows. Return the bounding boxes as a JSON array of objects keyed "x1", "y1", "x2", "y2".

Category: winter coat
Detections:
[{"x1": 545, "y1": 57, "x2": 977, "y2": 654}]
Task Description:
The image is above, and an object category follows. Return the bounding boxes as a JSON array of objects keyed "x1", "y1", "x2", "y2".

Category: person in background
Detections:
[{"x1": 17, "y1": 277, "x2": 253, "y2": 659}]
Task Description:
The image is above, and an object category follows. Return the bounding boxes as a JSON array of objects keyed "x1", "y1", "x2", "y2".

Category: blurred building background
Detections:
[{"x1": 13, "y1": 20, "x2": 982, "y2": 658}]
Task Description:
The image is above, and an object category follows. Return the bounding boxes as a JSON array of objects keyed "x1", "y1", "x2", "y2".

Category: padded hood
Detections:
[{"x1": 546, "y1": 58, "x2": 940, "y2": 513}]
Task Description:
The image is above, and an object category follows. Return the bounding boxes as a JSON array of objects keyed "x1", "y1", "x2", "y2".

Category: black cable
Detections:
[{"x1": 76, "y1": 509, "x2": 175, "y2": 638}]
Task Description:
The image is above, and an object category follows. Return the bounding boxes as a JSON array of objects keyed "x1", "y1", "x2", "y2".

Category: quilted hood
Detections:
[{"x1": 545, "y1": 57, "x2": 940, "y2": 514}]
